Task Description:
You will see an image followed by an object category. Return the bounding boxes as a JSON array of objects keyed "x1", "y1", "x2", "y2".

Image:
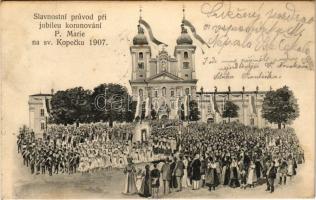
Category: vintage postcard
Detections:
[{"x1": 0, "y1": 1, "x2": 315, "y2": 199}]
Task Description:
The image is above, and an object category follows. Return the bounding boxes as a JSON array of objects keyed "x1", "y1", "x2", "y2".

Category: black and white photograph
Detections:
[{"x1": 1, "y1": 1, "x2": 315, "y2": 199}]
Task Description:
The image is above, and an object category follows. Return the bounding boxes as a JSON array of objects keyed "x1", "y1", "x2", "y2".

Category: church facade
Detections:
[
  {"x1": 196, "y1": 88, "x2": 269, "y2": 128},
  {"x1": 129, "y1": 23, "x2": 197, "y2": 120},
  {"x1": 129, "y1": 17, "x2": 269, "y2": 128}
]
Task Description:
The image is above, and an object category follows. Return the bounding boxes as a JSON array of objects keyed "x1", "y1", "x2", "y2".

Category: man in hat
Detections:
[
  {"x1": 266, "y1": 160, "x2": 277, "y2": 193},
  {"x1": 161, "y1": 157, "x2": 171, "y2": 194}
]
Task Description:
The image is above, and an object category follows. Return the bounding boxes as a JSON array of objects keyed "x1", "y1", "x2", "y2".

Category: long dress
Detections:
[
  {"x1": 229, "y1": 161, "x2": 240, "y2": 188},
  {"x1": 139, "y1": 168, "x2": 152, "y2": 197},
  {"x1": 135, "y1": 170, "x2": 143, "y2": 192},
  {"x1": 205, "y1": 163, "x2": 219, "y2": 187},
  {"x1": 287, "y1": 159, "x2": 294, "y2": 176},
  {"x1": 222, "y1": 162, "x2": 231, "y2": 185},
  {"x1": 247, "y1": 163, "x2": 257, "y2": 185},
  {"x1": 182, "y1": 159, "x2": 188, "y2": 188},
  {"x1": 123, "y1": 164, "x2": 137, "y2": 195}
]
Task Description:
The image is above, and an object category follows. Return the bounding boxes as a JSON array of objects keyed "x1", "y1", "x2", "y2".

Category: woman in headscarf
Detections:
[
  {"x1": 229, "y1": 157, "x2": 240, "y2": 188},
  {"x1": 139, "y1": 164, "x2": 152, "y2": 197},
  {"x1": 205, "y1": 157, "x2": 219, "y2": 191},
  {"x1": 182, "y1": 156, "x2": 189, "y2": 188},
  {"x1": 123, "y1": 157, "x2": 137, "y2": 195},
  {"x1": 222, "y1": 156, "x2": 231, "y2": 186},
  {"x1": 246, "y1": 160, "x2": 257, "y2": 188}
]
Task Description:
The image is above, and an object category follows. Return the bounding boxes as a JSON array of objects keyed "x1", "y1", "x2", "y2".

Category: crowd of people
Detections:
[
  {"x1": 123, "y1": 122, "x2": 305, "y2": 197},
  {"x1": 17, "y1": 120, "x2": 304, "y2": 196},
  {"x1": 17, "y1": 123, "x2": 137, "y2": 175}
]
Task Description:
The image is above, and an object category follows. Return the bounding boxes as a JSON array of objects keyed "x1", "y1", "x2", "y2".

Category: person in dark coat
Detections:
[
  {"x1": 222, "y1": 157, "x2": 231, "y2": 186},
  {"x1": 191, "y1": 154, "x2": 201, "y2": 190},
  {"x1": 139, "y1": 164, "x2": 152, "y2": 197},
  {"x1": 161, "y1": 158, "x2": 171, "y2": 194},
  {"x1": 187, "y1": 156, "x2": 193, "y2": 186},
  {"x1": 266, "y1": 161, "x2": 277, "y2": 193},
  {"x1": 170, "y1": 157, "x2": 177, "y2": 190},
  {"x1": 255, "y1": 158, "x2": 263, "y2": 180},
  {"x1": 151, "y1": 163, "x2": 160, "y2": 198}
]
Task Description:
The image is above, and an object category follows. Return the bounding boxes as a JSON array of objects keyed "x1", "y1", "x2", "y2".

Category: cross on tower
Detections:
[{"x1": 139, "y1": 6, "x2": 142, "y2": 20}]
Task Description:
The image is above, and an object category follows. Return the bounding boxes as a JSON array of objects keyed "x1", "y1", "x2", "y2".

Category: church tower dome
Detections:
[
  {"x1": 133, "y1": 24, "x2": 148, "y2": 45},
  {"x1": 176, "y1": 23, "x2": 193, "y2": 45}
]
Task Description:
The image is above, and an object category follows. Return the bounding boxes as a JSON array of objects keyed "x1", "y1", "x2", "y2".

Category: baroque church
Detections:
[
  {"x1": 28, "y1": 11, "x2": 269, "y2": 137},
  {"x1": 130, "y1": 13, "x2": 269, "y2": 128},
  {"x1": 130, "y1": 22, "x2": 197, "y2": 120}
]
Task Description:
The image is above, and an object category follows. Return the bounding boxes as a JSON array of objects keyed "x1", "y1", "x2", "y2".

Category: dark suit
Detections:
[
  {"x1": 266, "y1": 166, "x2": 277, "y2": 192},
  {"x1": 170, "y1": 161, "x2": 177, "y2": 189}
]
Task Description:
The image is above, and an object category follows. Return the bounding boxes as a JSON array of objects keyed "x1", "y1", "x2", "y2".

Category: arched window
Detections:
[
  {"x1": 139, "y1": 52, "x2": 143, "y2": 60},
  {"x1": 139, "y1": 89, "x2": 143, "y2": 97},
  {"x1": 185, "y1": 88, "x2": 190, "y2": 95},
  {"x1": 170, "y1": 90, "x2": 175, "y2": 97},
  {"x1": 162, "y1": 87, "x2": 166, "y2": 96},
  {"x1": 184, "y1": 52, "x2": 188, "y2": 59}
]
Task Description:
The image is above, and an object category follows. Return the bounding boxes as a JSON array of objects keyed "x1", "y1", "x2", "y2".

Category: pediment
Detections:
[{"x1": 147, "y1": 71, "x2": 183, "y2": 81}]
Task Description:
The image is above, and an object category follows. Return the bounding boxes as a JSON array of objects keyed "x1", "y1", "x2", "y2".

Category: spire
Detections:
[
  {"x1": 182, "y1": 5, "x2": 186, "y2": 21},
  {"x1": 139, "y1": 6, "x2": 142, "y2": 21}
]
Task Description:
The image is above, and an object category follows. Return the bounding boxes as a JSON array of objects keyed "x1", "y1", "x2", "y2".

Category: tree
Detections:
[
  {"x1": 90, "y1": 83, "x2": 131, "y2": 126},
  {"x1": 189, "y1": 100, "x2": 200, "y2": 121},
  {"x1": 50, "y1": 87, "x2": 92, "y2": 125},
  {"x1": 125, "y1": 101, "x2": 137, "y2": 122},
  {"x1": 222, "y1": 100, "x2": 239, "y2": 122},
  {"x1": 262, "y1": 86, "x2": 299, "y2": 129}
]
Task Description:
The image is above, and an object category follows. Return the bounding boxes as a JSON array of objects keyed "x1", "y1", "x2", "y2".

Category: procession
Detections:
[{"x1": 17, "y1": 119, "x2": 305, "y2": 197}]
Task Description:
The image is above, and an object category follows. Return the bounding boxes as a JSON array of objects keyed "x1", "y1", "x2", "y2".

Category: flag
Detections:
[
  {"x1": 248, "y1": 95, "x2": 257, "y2": 115},
  {"x1": 139, "y1": 19, "x2": 167, "y2": 46},
  {"x1": 42, "y1": 97, "x2": 49, "y2": 117},
  {"x1": 182, "y1": 19, "x2": 210, "y2": 48},
  {"x1": 209, "y1": 94, "x2": 215, "y2": 114},
  {"x1": 145, "y1": 96, "x2": 150, "y2": 118},
  {"x1": 184, "y1": 95, "x2": 188, "y2": 117},
  {"x1": 221, "y1": 97, "x2": 226, "y2": 115},
  {"x1": 213, "y1": 95, "x2": 220, "y2": 113},
  {"x1": 175, "y1": 96, "x2": 179, "y2": 114},
  {"x1": 134, "y1": 95, "x2": 141, "y2": 120}
]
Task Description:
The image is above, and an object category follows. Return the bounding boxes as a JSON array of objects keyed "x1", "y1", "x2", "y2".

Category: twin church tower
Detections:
[{"x1": 129, "y1": 12, "x2": 197, "y2": 120}]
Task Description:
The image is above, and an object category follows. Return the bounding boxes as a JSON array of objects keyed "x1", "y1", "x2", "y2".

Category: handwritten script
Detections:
[{"x1": 200, "y1": 2, "x2": 314, "y2": 80}]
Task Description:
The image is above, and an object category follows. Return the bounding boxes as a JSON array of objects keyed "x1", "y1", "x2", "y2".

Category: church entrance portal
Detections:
[
  {"x1": 207, "y1": 118, "x2": 214, "y2": 123},
  {"x1": 141, "y1": 129, "x2": 147, "y2": 143},
  {"x1": 160, "y1": 115, "x2": 168, "y2": 120}
]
